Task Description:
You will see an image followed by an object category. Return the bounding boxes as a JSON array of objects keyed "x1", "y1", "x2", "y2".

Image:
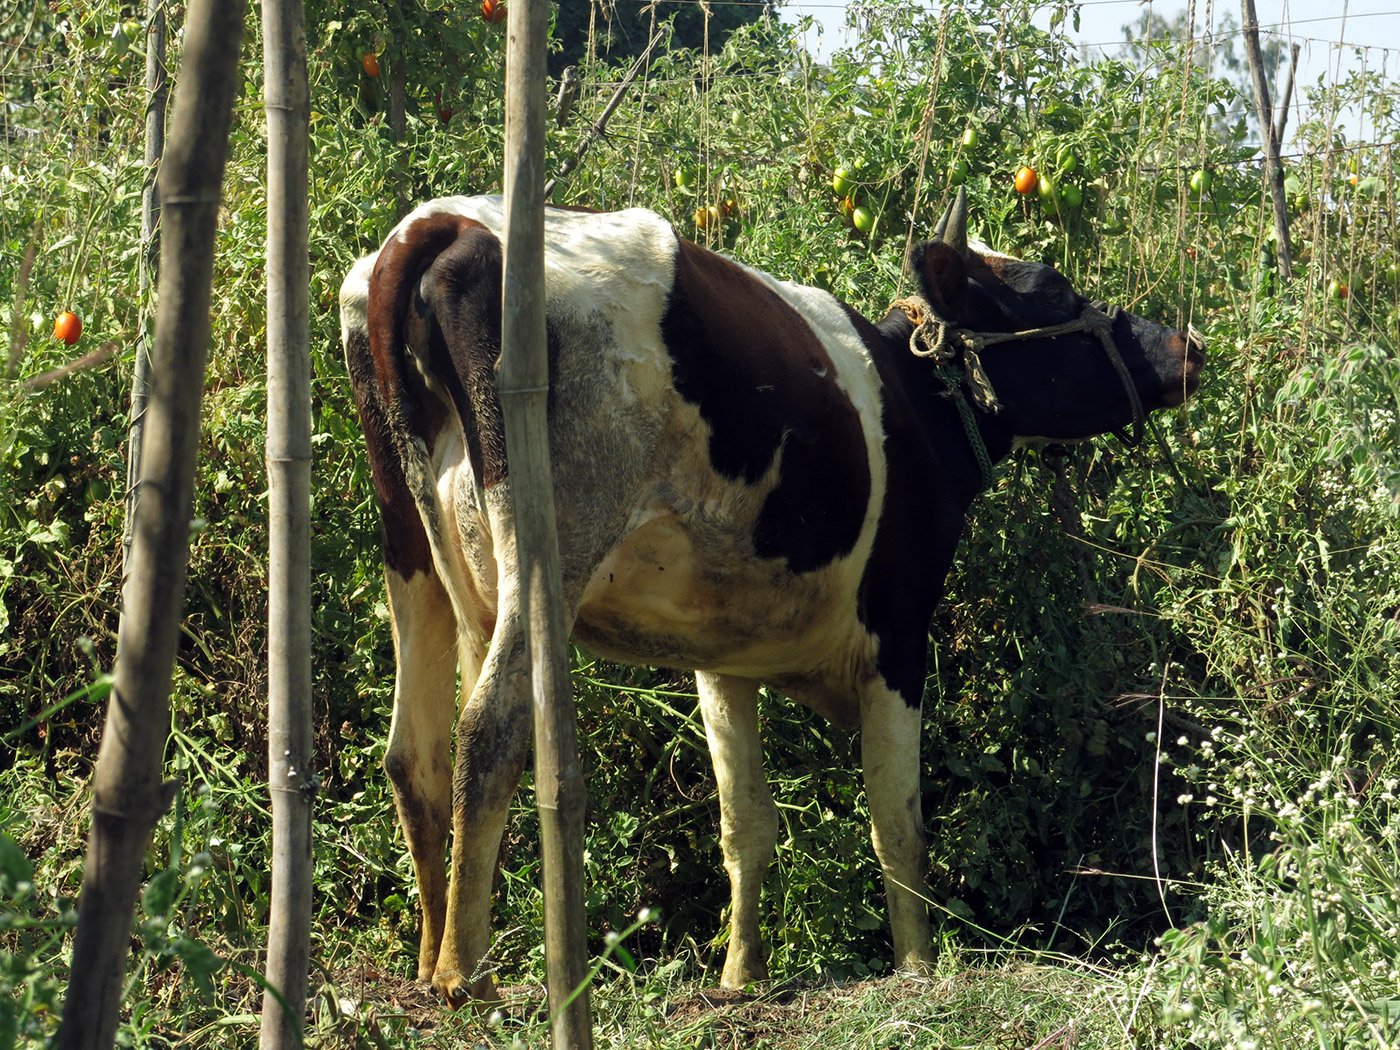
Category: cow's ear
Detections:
[{"x1": 911, "y1": 241, "x2": 969, "y2": 319}]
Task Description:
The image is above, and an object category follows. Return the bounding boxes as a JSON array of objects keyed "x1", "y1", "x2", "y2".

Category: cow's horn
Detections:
[{"x1": 939, "y1": 186, "x2": 969, "y2": 255}]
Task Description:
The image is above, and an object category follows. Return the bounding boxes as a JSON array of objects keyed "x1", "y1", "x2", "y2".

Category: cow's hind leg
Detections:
[
  {"x1": 697, "y1": 672, "x2": 779, "y2": 988},
  {"x1": 382, "y1": 566, "x2": 464, "y2": 983},
  {"x1": 860, "y1": 683, "x2": 935, "y2": 975},
  {"x1": 432, "y1": 558, "x2": 535, "y2": 1006}
]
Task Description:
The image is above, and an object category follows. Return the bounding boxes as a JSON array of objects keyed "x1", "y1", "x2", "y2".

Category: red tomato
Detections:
[
  {"x1": 53, "y1": 311, "x2": 81, "y2": 346},
  {"x1": 481, "y1": 0, "x2": 506, "y2": 23},
  {"x1": 361, "y1": 51, "x2": 380, "y2": 78},
  {"x1": 1014, "y1": 165, "x2": 1038, "y2": 195}
]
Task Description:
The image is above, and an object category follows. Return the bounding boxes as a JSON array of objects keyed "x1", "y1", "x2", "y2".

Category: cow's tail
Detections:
[{"x1": 341, "y1": 211, "x2": 503, "y2": 578}]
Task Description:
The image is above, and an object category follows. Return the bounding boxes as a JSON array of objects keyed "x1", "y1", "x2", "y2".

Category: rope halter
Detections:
[{"x1": 891, "y1": 292, "x2": 1148, "y2": 490}]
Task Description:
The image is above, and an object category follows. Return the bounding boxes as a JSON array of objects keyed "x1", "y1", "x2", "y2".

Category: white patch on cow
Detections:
[{"x1": 338, "y1": 254, "x2": 375, "y2": 346}]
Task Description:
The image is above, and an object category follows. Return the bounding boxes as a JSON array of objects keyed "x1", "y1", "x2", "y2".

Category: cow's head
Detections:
[{"x1": 902, "y1": 189, "x2": 1204, "y2": 448}]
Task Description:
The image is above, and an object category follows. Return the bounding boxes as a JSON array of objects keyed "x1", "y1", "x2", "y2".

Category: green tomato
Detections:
[
  {"x1": 1037, "y1": 173, "x2": 1060, "y2": 209},
  {"x1": 960, "y1": 127, "x2": 980, "y2": 150},
  {"x1": 832, "y1": 166, "x2": 855, "y2": 196},
  {"x1": 948, "y1": 158, "x2": 969, "y2": 185},
  {"x1": 1055, "y1": 145, "x2": 1078, "y2": 176},
  {"x1": 1190, "y1": 169, "x2": 1213, "y2": 194},
  {"x1": 1058, "y1": 182, "x2": 1083, "y2": 209},
  {"x1": 674, "y1": 167, "x2": 697, "y2": 190},
  {"x1": 852, "y1": 205, "x2": 877, "y2": 234}
]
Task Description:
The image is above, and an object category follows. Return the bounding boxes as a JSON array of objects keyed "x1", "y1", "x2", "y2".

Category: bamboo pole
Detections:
[
  {"x1": 498, "y1": 0, "x2": 593, "y2": 1045},
  {"x1": 1241, "y1": 0, "x2": 1293, "y2": 280},
  {"x1": 124, "y1": 0, "x2": 169, "y2": 575},
  {"x1": 258, "y1": 0, "x2": 314, "y2": 1043},
  {"x1": 56, "y1": 1, "x2": 245, "y2": 1046},
  {"x1": 1272, "y1": 42, "x2": 1301, "y2": 149}
]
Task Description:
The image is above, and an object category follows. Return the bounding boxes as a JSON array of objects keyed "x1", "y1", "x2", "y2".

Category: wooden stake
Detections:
[
  {"x1": 56, "y1": 1, "x2": 245, "y2": 1045},
  {"x1": 499, "y1": 0, "x2": 593, "y2": 1046},
  {"x1": 1241, "y1": 0, "x2": 1293, "y2": 280},
  {"x1": 124, "y1": 0, "x2": 169, "y2": 575},
  {"x1": 259, "y1": 0, "x2": 314, "y2": 1043},
  {"x1": 544, "y1": 27, "x2": 664, "y2": 200}
]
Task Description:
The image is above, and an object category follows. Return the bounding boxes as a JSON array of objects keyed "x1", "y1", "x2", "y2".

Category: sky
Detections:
[{"x1": 781, "y1": 0, "x2": 1400, "y2": 142}]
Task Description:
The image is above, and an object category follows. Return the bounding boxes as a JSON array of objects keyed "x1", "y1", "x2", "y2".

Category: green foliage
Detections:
[{"x1": 1, "y1": 0, "x2": 1398, "y2": 1042}]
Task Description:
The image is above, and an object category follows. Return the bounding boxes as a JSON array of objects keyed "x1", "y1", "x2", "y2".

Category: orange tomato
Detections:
[
  {"x1": 1014, "y1": 165, "x2": 1038, "y2": 195},
  {"x1": 53, "y1": 311, "x2": 81, "y2": 346},
  {"x1": 481, "y1": 0, "x2": 506, "y2": 23},
  {"x1": 361, "y1": 51, "x2": 380, "y2": 78},
  {"x1": 693, "y1": 205, "x2": 721, "y2": 229}
]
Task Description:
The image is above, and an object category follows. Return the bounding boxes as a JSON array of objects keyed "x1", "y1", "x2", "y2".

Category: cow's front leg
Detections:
[
  {"x1": 860, "y1": 681, "x2": 934, "y2": 975},
  {"x1": 434, "y1": 608, "x2": 532, "y2": 1006},
  {"x1": 696, "y1": 672, "x2": 778, "y2": 988}
]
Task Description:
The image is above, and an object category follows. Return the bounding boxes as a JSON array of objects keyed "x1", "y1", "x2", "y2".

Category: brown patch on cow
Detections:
[
  {"x1": 343, "y1": 320, "x2": 435, "y2": 578},
  {"x1": 661, "y1": 237, "x2": 870, "y2": 573}
]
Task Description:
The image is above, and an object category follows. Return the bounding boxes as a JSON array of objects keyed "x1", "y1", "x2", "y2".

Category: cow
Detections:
[{"x1": 339, "y1": 189, "x2": 1204, "y2": 1004}]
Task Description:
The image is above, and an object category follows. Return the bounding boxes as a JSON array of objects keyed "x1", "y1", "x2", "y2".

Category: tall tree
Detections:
[
  {"x1": 1120, "y1": 9, "x2": 1288, "y2": 140},
  {"x1": 55, "y1": 0, "x2": 246, "y2": 1045},
  {"x1": 259, "y1": 0, "x2": 315, "y2": 1043}
]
